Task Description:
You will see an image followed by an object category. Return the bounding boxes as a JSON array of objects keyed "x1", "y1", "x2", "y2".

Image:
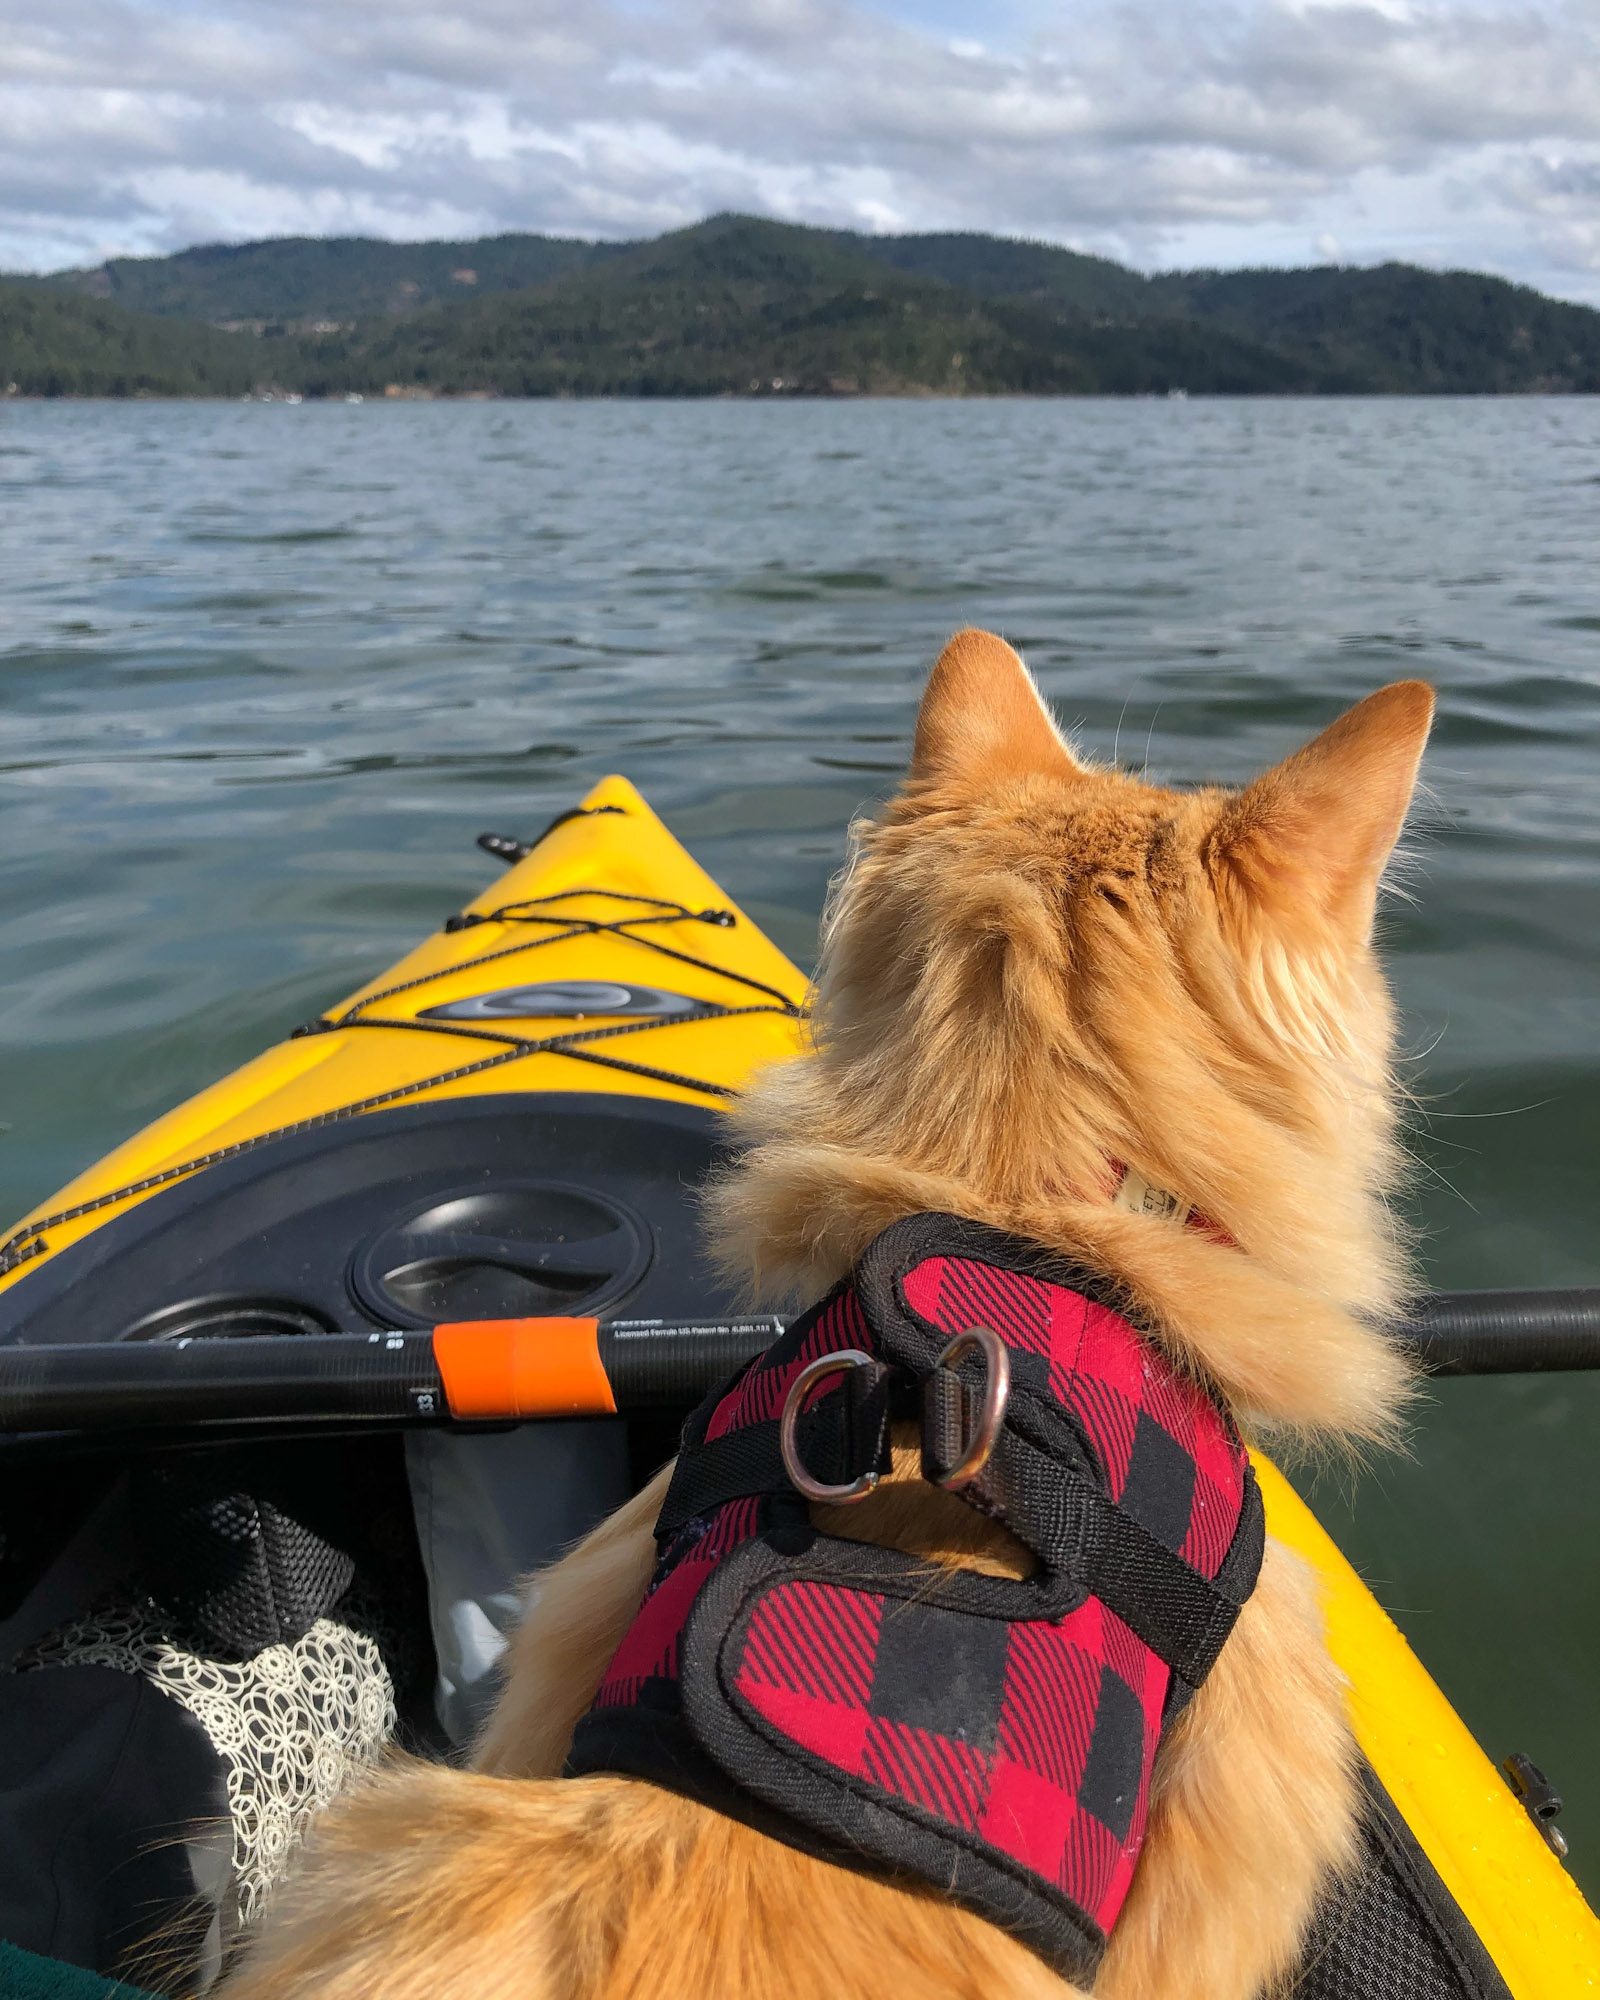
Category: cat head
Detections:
[{"x1": 714, "y1": 629, "x2": 1433, "y2": 1442}]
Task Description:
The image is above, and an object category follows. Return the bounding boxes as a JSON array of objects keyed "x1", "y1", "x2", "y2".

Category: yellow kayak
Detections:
[{"x1": 1, "y1": 776, "x2": 1595, "y2": 1996}]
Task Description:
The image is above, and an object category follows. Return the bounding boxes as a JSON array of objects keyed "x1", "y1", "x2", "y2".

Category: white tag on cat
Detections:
[{"x1": 1112, "y1": 1164, "x2": 1193, "y2": 1226}]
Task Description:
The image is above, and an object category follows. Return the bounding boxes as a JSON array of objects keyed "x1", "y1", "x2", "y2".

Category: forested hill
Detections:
[
  {"x1": 32, "y1": 222, "x2": 1157, "y2": 329},
  {"x1": 1154, "y1": 264, "x2": 1600, "y2": 394},
  {"x1": 281, "y1": 222, "x2": 1317, "y2": 399},
  {"x1": 5, "y1": 214, "x2": 1600, "y2": 397},
  {"x1": 29, "y1": 232, "x2": 613, "y2": 327},
  {"x1": 0, "y1": 285, "x2": 259, "y2": 397}
]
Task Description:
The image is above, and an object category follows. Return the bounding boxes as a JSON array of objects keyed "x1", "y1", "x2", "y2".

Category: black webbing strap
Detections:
[
  {"x1": 656, "y1": 1372, "x2": 893, "y2": 1543},
  {"x1": 1080, "y1": 1471, "x2": 1264, "y2": 1686},
  {"x1": 968, "y1": 1418, "x2": 1265, "y2": 1686},
  {"x1": 657, "y1": 1421, "x2": 788, "y2": 1540}
]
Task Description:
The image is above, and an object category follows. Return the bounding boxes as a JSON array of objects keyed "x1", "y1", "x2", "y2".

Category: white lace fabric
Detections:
[{"x1": 14, "y1": 1597, "x2": 396, "y2": 1924}]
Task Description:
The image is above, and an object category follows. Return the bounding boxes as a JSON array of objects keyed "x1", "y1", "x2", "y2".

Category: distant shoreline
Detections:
[{"x1": 7, "y1": 216, "x2": 1600, "y2": 400}]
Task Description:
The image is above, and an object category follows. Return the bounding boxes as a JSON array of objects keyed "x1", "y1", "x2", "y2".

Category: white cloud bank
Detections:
[{"x1": 4, "y1": 0, "x2": 1600, "y2": 301}]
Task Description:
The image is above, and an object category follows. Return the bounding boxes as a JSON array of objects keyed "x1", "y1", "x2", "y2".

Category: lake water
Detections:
[{"x1": 3, "y1": 396, "x2": 1599, "y2": 1890}]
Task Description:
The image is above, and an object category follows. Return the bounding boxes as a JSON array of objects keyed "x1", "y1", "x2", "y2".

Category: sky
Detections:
[{"x1": 4, "y1": 0, "x2": 1600, "y2": 302}]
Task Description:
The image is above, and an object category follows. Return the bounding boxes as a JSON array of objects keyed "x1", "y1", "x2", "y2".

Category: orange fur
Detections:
[
  {"x1": 219, "y1": 1767, "x2": 1067, "y2": 2000},
  {"x1": 221, "y1": 630, "x2": 1432, "y2": 2000}
]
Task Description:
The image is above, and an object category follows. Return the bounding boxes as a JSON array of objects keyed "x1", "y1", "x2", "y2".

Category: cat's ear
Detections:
[
  {"x1": 909, "y1": 629, "x2": 1084, "y2": 786},
  {"x1": 1215, "y1": 681, "x2": 1435, "y2": 943}
]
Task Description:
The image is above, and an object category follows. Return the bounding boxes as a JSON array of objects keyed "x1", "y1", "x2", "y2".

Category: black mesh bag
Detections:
[
  {"x1": 129, "y1": 1442, "x2": 358, "y2": 1661},
  {"x1": 1287, "y1": 1765, "x2": 1514, "y2": 2000}
]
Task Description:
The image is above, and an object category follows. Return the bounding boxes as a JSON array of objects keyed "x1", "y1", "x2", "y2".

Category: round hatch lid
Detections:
[
  {"x1": 419, "y1": 980, "x2": 709, "y2": 1022},
  {"x1": 349, "y1": 1180, "x2": 653, "y2": 1329}
]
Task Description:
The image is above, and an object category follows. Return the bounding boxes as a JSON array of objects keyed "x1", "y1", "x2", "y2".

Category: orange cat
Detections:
[{"x1": 221, "y1": 631, "x2": 1431, "y2": 2000}]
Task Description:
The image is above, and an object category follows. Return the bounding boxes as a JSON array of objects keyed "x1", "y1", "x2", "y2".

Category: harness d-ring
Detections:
[
  {"x1": 779, "y1": 1349, "x2": 883, "y2": 1505},
  {"x1": 928, "y1": 1325, "x2": 1011, "y2": 1491}
]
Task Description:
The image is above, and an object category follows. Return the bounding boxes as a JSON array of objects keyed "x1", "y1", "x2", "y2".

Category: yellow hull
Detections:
[{"x1": 2, "y1": 776, "x2": 1594, "y2": 1991}]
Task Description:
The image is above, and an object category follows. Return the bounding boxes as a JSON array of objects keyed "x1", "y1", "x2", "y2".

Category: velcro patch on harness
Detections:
[{"x1": 678, "y1": 1532, "x2": 1159, "y2": 1981}]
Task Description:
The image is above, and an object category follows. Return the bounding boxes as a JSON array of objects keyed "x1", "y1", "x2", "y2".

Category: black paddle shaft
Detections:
[
  {"x1": 1406, "y1": 1288, "x2": 1600, "y2": 1376},
  {"x1": 0, "y1": 1331, "x2": 446, "y2": 1434},
  {"x1": 0, "y1": 1317, "x2": 785, "y2": 1439},
  {"x1": 2, "y1": 1293, "x2": 1599, "y2": 1446}
]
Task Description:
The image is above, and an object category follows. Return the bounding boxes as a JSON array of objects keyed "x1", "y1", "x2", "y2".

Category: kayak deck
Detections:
[{"x1": 0, "y1": 777, "x2": 805, "y2": 1295}]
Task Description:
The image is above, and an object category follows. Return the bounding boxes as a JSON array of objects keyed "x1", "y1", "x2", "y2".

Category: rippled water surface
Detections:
[{"x1": 3, "y1": 397, "x2": 1600, "y2": 1886}]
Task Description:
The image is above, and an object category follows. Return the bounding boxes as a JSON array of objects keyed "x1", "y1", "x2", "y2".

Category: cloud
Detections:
[{"x1": 3, "y1": 0, "x2": 1600, "y2": 303}]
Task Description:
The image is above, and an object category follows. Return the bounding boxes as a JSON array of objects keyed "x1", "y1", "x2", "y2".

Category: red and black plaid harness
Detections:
[{"x1": 567, "y1": 1215, "x2": 1264, "y2": 1983}]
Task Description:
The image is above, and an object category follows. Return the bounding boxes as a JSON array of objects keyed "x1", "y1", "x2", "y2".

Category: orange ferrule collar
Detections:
[{"x1": 433, "y1": 1317, "x2": 616, "y2": 1420}]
